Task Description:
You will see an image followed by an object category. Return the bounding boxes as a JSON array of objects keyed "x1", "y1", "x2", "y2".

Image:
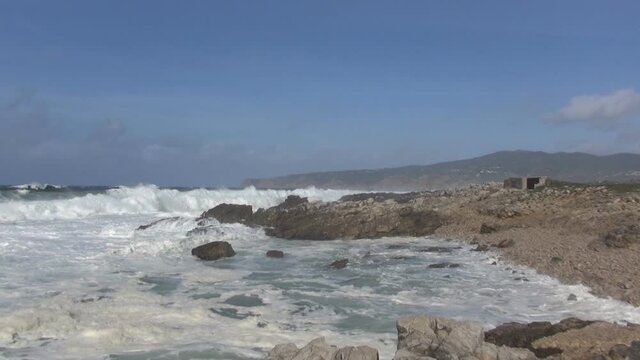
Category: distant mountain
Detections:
[{"x1": 243, "y1": 151, "x2": 640, "y2": 190}]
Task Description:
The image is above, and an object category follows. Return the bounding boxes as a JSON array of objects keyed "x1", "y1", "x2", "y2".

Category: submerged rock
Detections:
[
  {"x1": 330, "y1": 258, "x2": 349, "y2": 269},
  {"x1": 136, "y1": 216, "x2": 180, "y2": 230},
  {"x1": 191, "y1": 241, "x2": 236, "y2": 261},
  {"x1": 266, "y1": 250, "x2": 285, "y2": 258},
  {"x1": 427, "y1": 262, "x2": 461, "y2": 269}
]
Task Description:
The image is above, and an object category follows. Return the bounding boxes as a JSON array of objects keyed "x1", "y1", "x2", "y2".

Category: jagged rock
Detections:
[
  {"x1": 136, "y1": 216, "x2": 180, "y2": 230},
  {"x1": 279, "y1": 195, "x2": 309, "y2": 209},
  {"x1": 330, "y1": 259, "x2": 349, "y2": 269},
  {"x1": 191, "y1": 241, "x2": 236, "y2": 261},
  {"x1": 266, "y1": 343, "x2": 299, "y2": 360},
  {"x1": 427, "y1": 262, "x2": 461, "y2": 269},
  {"x1": 394, "y1": 315, "x2": 536, "y2": 360},
  {"x1": 479, "y1": 223, "x2": 498, "y2": 234},
  {"x1": 264, "y1": 338, "x2": 378, "y2": 360},
  {"x1": 484, "y1": 317, "x2": 593, "y2": 357},
  {"x1": 266, "y1": 250, "x2": 285, "y2": 258},
  {"x1": 197, "y1": 203, "x2": 253, "y2": 224}
]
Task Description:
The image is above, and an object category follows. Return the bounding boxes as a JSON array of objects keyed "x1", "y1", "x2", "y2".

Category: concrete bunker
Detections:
[{"x1": 504, "y1": 176, "x2": 549, "y2": 190}]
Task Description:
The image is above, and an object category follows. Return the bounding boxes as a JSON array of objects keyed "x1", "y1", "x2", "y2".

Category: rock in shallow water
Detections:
[
  {"x1": 266, "y1": 250, "x2": 285, "y2": 258},
  {"x1": 330, "y1": 258, "x2": 349, "y2": 269},
  {"x1": 191, "y1": 241, "x2": 236, "y2": 261}
]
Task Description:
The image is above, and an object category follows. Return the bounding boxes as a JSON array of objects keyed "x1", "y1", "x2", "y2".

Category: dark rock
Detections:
[
  {"x1": 497, "y1": 239, "x2": 515, "y2": 248},
  {"x1": 278, "y1": 195, "x2": 308, "y2": 209},
  {"x1": 330, "y1": 258, "x2": 349, "y2": 269},
  {"x1": 417, "y1": 246, "x2": 461, "y2": 253},
  {"x1": 191, "y1": 241, "x2": 236, "y2": 261},
  {"x1": 609, "y1": 344, "x2": 630, "y2": 360},
  {"x1": 630, "y1": 340, "x2": 640, "y2": 360},
  {"x1": 136, "y1": 217, "x2": 180, "y2": 230},
  {"x1": 603, "y1": 225, "x2": 640, "y2": 249},
  {"x1": 472, "y1": 244, "x2": 490, "y2": 252},
  {"x1": 197, "y1": 203, "x2": 253, "y2": 224},
  {"x1": 550, "y1": 256, "x2": 564, "y2": 263},
  {"x1": 427, "y1": 262, "x2": 461, "y2": 269},
  {"x1": 224, "y1": 294, "x2": 264, "y2": 307},
  {"x1": 266, "y1": 250, "x2": 285, "y2": 258},
  {"x1": 480, "y1": 223, "x2": 498, "y2": 234},
  {"x1": 484, "y1": 318, "x2": 594, "y2": 357},
  {"x1": 567, "y1": 293, "x2": 578, "y2": 301}
]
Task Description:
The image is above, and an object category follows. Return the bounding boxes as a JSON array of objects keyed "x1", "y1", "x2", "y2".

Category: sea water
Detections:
[{"x1": 0, "y1": 184, "x2": 639, "y2": 360}]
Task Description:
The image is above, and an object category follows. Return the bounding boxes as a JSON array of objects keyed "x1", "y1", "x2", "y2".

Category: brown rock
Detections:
[
  {"x1": 191, "y1": 241, "x2": 236, "y2": 261},
  {"x1": 330, "y1": 259, "x2": 349, "y2": 269}
]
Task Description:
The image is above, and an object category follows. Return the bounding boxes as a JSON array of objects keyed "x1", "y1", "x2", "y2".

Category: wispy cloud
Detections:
[{"x1": 546, "y1": 88, "x2": 640, "y2": 128}]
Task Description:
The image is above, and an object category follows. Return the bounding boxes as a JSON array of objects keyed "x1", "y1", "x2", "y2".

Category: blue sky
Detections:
[{"x1": 1, "y1": 1, "x2": 639, "y2": 186}]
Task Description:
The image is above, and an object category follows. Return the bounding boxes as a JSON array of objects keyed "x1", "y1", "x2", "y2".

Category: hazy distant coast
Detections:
[{"x1": 244, "y1": 150, "x2": 640, "y2": 191}]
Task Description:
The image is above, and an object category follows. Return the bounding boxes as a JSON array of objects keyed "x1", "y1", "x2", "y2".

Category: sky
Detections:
[{"x1": 1, "y1": 1, "x2": 639, "y2": 186}]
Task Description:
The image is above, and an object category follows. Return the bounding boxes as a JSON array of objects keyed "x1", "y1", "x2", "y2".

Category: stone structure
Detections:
[{"x1": 504, "y1": 176, "x2": 549, "y2": 190}]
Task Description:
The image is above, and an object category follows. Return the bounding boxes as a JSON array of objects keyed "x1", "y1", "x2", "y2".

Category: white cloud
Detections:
[{"x1": 546, "y1": 88, "x2": 640, "y2": 127}]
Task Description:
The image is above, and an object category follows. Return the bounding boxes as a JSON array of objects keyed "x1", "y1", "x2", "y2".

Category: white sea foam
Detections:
[{"x1": 0, "y1": 185, "x2": 354, "y2": 222}]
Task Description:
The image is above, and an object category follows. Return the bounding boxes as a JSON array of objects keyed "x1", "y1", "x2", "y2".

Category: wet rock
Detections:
[
  {"x1": 472, "y1": 244, "x2": 490, "y2": 252},
  {"x1": 197, "y1": 203, "x2": 253, "y2": 224},
  {"x1": 484, "y1": 317, "x2": 593, "y2": 357},
  {"x1": 496, "y1": 239, "x2": 515, "y2": 248},
  {"x1": 427, "y1": 262, "x2": 461, "y2": 269},
  {"x1": 567, "y1": 293, "x2": 578, "y2": 301},
  {"x1": 417, "y1": 246, "x2": 461, "y2": 253},
  {"x1": 480, "y1": 223, "x2": 498, "y2": 234},
  {"x1": 136, "y1": 216, "x2": 180, "y2": 230},
  {"x1": 330, "y1": 259, "x2": 349, "y2": 269},
  {"x1": 224, "y1": 294, "x2": 264, "y2": 307},
  {"x1": 191, "y1": 241, "x2": 236, "y2": 261},
  {"x1": 266, "y1": 250, "x2": 285, "y2": 258},
  {"x1": 278, "y1": 195, "x2": 308, "y2": 209}
]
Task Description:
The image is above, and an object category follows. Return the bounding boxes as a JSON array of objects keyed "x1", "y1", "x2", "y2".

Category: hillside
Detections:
[{"x1": 243, "y1": 150, "x2": 640, "y2": 190}]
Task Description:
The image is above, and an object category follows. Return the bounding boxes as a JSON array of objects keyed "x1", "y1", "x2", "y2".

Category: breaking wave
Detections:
[{"x1": 0, "y1": 185, "x2": 354, "y2": 222}]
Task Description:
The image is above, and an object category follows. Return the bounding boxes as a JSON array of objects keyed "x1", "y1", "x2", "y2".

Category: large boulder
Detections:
[
  {"x1": 197, "y1": 203, "x2": 253, "y2": 224},
  {"x1": 394, "y1": 315, "x2": 536, "y2": 360},
  {"x1": 484, "y1": 317, "x2": 593, "y2": 357},
  {"x1": 191, "y1": 241, "x2": 236, "y2": 261},
  {"x1": 264, "y1": 337, "x2": 378, "y2": 360}
]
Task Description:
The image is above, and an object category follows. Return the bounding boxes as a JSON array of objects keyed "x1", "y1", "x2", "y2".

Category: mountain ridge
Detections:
[{"x1": 243, "y1": 150, "x2": 640, "y2": 190}]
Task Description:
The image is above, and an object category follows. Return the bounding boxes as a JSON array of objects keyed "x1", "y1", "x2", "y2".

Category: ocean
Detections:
[{"x1": 0, "y1": 184, "x2": 638, "y2": 359}]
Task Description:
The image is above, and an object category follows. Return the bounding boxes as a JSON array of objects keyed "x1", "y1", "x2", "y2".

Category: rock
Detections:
[
  {"x1": 197, "y1": 203, "x2": 253, "y2": 224},
  {"x1": 191, "y1": 241, "x2": 236, "y2": 261},
  {"x1": 254, "y1": 200, "x2": 446, "y2": 240},
  {"x1": 266, "y1": 250, "x2": 285, "y2": 258},
  {"x1": 608, "y1": 344, "x2": 629, "y2": 360},
  {"x1": 602, "y1": 225, "x2": 640, "y2": 248},
  {"x1": 496, "y1": 239, "x2": 515, "y2": 248},
  {"x1": 279, "y1": 195, "x2": 309, "y2": 209},
  {"x1": 484, "y1": 317, "x2": 593, "y2": 357},
  {"x1": 395, "y1": 315, "x2": 536, "y2": 360},
  {"x1": 630, "y1": 340, "x2": 640, "y2": 360},
  {"x1": 567, "y1": 293, "x2": 577, "y2": 301},
  {"x1": 264, "y1": 338, "x2": 378, "y2": 360},
  {"x1": 265, "y1": 343, "x2": 299, "y2": 360},
  {"x1": 330, "y1": 259, "x2": 349, "y2": 269},
  {"x1": 417, "y1": 246, "x2": 461, "y2": 253},
  {"x1": 333, "y1": 346, "x2": 379, "y2": 360},
  {"x1": 136, "y1": 216, "x2": 180, "y2": 230},
  {"x1": 472, "y1": 244, "x2": 490, "y2": 252},
  {"x1": 480, "y1": 223, "x2": 498, "y2": 234},
  {"x1": 427, "y1": 262, "x2": 461, "y2": 269}
]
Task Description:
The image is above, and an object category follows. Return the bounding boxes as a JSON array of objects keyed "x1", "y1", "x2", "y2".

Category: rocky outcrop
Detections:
[
  {"x1": 264, "y1": 337, "x2": 378, "y2": 360},
  {"x1": 197, "y1": 203, "x2": 253, "y2": 224},
  {"x1": 394, "y1": 315, "x2": 536, "y2": 360},
  {"x1": 253, "y1": 200, "x2": 445, "y2": 240},
  {"x1": 191, "y1": 241, "x2": 236, "y2": 261}
]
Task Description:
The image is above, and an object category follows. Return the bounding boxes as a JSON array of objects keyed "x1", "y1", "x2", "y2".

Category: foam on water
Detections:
[
  {"x1": 0, "y1": 185, "x2": 353, "y2": 221},
  {"x1": 0, "y1": 187, "x2": 639, "y2": 359}
]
